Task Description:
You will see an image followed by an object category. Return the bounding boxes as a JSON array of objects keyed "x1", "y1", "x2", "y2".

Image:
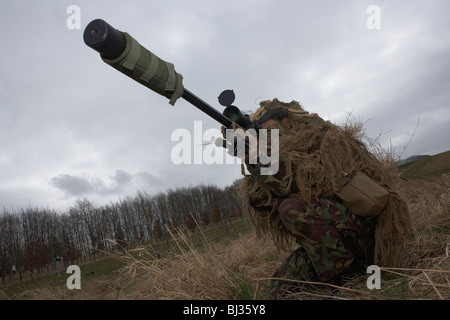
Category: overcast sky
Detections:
[{"x1": 0, "y1": 0, "x2": 449, "y2": 211}]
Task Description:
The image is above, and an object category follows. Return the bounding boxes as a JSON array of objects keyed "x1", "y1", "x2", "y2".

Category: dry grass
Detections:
[
  {"x1": 6, "y1": 175, "x2": 449, "y2": 300},
  {"x1": 112, "y1": 174, "x2": 449, "y2": 300},
  {"x1": 112, "y1": 228, "x2": 281, "y2": 300},
  {"x1": 387, "y1": 174, "x2": 450, "y2": 299}
]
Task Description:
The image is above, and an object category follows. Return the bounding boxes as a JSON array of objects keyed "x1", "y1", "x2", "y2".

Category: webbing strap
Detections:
[
  {"x1": 121, "y1": 36, "x2": 141, "y2": 70},
  {"x1": 115, "y1": 33, "x2": 184, "y2": 105},
  {"x1": 165, "y1": 62, "x2": 176, "y2": 91},
  {"x1": 257, "y1": 108, "x2": 289, "y2": 124},
  {"x1": 140, "y1": 51, "x2": 159, "y2": 82},
  {"x1": 169, "y1": 74, "x2": 184, "y2": 106}
]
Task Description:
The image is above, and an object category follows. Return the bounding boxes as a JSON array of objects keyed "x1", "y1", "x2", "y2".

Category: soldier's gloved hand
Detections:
[
  {"x1": 237, "y1": 130, "x2": 260, "y2": 164},
  {"x1": 219, "y1": 124, "x2": 259, "y2": 162},
  {"x1": 242, "y1": 118, "x2": 292, "y2": 197}
]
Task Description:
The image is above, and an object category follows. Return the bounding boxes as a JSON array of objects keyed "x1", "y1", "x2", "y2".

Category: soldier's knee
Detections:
[{"x1": 278, "y1": 198, "x2": 337, "y2": 238}]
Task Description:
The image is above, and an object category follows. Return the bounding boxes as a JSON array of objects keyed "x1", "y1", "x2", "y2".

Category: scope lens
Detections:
[{"x1": 229, "y1": 113, "x2": 239, "y2": 122}]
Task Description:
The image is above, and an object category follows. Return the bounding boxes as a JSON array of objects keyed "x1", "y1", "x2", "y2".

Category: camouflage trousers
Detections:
[{"x1": 271, "y1": 198, "x2": 377, "y2": 293}]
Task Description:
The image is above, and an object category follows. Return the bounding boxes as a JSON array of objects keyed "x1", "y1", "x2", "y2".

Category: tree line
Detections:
[{"x1": 0, "y1": 180, "x2": 243, "y2": 284}]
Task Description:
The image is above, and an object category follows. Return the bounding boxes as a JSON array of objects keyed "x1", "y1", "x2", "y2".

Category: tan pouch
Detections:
[{"x1": 337, "y1": 171, "x2": 389, "y2": 217}]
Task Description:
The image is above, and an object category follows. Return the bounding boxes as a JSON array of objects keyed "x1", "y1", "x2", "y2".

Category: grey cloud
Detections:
[
  {"x1": 134, "y1": 172, "x2": 162, "y2": 186},
  {"x1": 111, "y1": 169, "x2": 133, "y2": 185},
  {"x1": 1, "y1": 0, "x2": 449, "y2": 210},
  {"x1": 51, "y1": 170, "x2": 163, "y2": 198},
  {"x1": 51, "y1": 174, "x2": 102, "y2": 196}
]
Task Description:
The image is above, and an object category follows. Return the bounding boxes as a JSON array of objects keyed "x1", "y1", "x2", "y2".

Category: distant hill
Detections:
[
  {"x1": 399, "y1": 150, "x2": 450, "y2": 179},
  {"x1": 397, "y1": 155, "x2": 430, "y2": 166}
]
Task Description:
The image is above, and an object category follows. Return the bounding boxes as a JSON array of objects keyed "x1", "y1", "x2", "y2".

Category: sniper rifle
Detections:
[{"x1": 83, "y1": 19, "x2": 260, "y2": 154}]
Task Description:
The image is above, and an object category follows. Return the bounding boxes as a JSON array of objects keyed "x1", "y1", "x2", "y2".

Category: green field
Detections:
[
  {"x1": 0, "y1": 218, "x2": 252, "y2": 299},
  {"x1": 399, "y1": 150, "x2": 450, "y2": 179}
]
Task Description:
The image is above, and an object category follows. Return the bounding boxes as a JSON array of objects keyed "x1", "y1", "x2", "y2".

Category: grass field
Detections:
[
  {"x1": 399, "y1": 150, "x2": 450, "y2": 179},
  {"x1": 1, "y1": 157, "x2": 449, "y2": 300},
  {"x1": 0, "y1": 219, "x2": 256, "y2": 299}
]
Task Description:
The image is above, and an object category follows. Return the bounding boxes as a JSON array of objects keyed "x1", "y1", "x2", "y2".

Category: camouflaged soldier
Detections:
[{"x1": 237, "y1": 99, "x2": 410, "y2": 295}]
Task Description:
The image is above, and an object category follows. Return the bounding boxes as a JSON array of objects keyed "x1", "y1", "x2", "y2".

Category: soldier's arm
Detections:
[
  {"x1": 246, "y1": 159, "x2": 291, "y2": 197},
  {"x1": 244, "y1": 119, "x2": 292, "y2": 197}
]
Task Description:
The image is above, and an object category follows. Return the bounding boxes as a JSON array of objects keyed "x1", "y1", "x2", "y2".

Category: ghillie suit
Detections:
[{"x1": 237, "y1": 99, "x2": 411, "y2": 289}]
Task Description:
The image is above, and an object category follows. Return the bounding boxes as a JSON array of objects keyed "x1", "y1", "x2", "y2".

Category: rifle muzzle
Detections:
[{"x1": 83, "y1": 19, "x2": 184, "y2": 106}]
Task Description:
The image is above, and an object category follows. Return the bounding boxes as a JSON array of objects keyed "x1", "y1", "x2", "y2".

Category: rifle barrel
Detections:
[
  {"x1": 182, "y1": 90, "x2": 232, "y2": 127},
  {"x1": 84, "y1": 19, "x2": 232, "y2": 127}
]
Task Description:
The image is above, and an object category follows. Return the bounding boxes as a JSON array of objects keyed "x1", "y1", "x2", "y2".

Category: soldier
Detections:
[
  {"x1": 235, "y1": 99, "x2": 411, "y2": 295},
  {"x1": 82, "y1": 18, "x2": 410, "y2": 295}
]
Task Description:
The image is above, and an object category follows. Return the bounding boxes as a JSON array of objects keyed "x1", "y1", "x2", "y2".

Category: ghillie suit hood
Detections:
[{"x1": 238, "y1": 99, "x2": 411, "y2": 267}]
